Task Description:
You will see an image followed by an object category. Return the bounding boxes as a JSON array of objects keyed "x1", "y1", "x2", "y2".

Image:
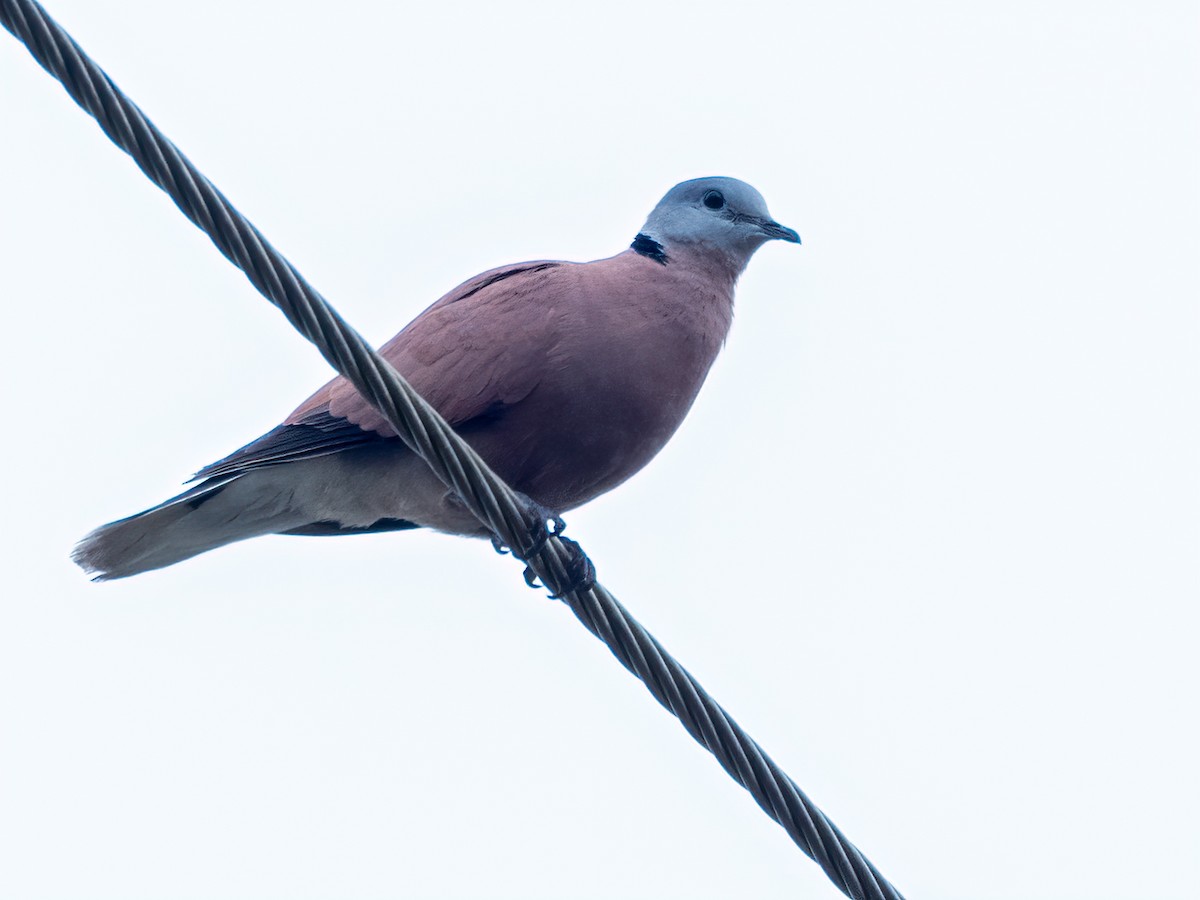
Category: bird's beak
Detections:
[{"x1": 758, "y1": 220, "x2": 801, "y2": 244}]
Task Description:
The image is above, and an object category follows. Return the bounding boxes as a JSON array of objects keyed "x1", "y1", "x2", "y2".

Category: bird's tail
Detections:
[{"x1": 72, "y1": 476, "x2": 303, "y2": 580}]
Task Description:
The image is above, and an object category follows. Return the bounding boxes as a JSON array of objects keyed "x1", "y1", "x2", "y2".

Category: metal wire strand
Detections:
[{"x1": 1, "y1": 3, "x2": 906, "y2": 898}]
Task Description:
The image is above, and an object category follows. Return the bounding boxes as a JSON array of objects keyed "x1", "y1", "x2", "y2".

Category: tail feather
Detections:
[{"x1": 72, "y1": 476, "x2": 302, "y2": 580}]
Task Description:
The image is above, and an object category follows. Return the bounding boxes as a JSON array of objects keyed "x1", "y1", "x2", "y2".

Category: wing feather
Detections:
[{"x1": 189, "y1": 260, "x2": 569, "y2": 482}]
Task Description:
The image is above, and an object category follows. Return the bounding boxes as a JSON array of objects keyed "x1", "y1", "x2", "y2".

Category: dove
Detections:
[{"x1": 73, "y1": 176, "x2": 800, "y2": 579}]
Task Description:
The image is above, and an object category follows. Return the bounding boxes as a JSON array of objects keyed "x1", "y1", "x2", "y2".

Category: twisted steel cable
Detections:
[{"x1": 1, "y1": 3, "x2": 906, "y2": 898}]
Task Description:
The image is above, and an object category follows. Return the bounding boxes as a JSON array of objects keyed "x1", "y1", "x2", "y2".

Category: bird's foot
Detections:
[
  {"x1": 530, "y1": 535, "x2": 597, "y2": 600},
  {"x1": 489, "y1": 494, "x2": 595, "y2": 599},
  {"x1": 490, "y1": 494, "x2": 565, "y2": 562}
]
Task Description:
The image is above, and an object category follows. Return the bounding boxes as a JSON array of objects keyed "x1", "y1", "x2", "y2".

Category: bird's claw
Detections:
[
  {"x1": 499, "y1": 494, "x2": 566, "y2": 562},
  {"x1": 546, "y1": 536, "x2": 597, "y2": 599},
  {"x1": 523, "y1": 564, "x2": 540, "y2": 590},
  {"x1": 492, "y1": 505, "x2": 562, "y2": 559},
  {"x1": 490, "y1": 497, "x2": 594, "y2": 599},
  {"x1": 522, "y1": 536, "x2": 596, "y2": 600}
]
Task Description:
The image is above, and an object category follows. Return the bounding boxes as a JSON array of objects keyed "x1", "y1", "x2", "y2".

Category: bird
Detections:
[{"x1": 73, "y1": 176, "x2": 800, "y2": 580}]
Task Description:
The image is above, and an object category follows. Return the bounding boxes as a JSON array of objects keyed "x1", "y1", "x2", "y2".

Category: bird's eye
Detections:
[{"x1": 702, "y1": 190, "x2": 726, "y2": 210}]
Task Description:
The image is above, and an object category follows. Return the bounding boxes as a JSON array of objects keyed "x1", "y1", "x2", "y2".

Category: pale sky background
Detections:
[{"x1": 1, "y1": 2, "x2": 1197, "y2": 898}]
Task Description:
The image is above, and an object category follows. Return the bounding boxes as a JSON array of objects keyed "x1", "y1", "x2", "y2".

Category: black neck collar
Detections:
[{"x1": 631, "y1": 233, "x2": 668, "y2": 265}]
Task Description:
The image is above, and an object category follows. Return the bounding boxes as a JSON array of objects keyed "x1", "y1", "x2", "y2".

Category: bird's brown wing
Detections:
[{"x1": 191, "y1": 261, "x2": 568, "y2": 482}]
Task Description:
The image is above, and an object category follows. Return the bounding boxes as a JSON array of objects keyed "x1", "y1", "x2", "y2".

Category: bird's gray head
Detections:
[{"x1": 632, "y1": 177, "x2": 800, "y2": 272}]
